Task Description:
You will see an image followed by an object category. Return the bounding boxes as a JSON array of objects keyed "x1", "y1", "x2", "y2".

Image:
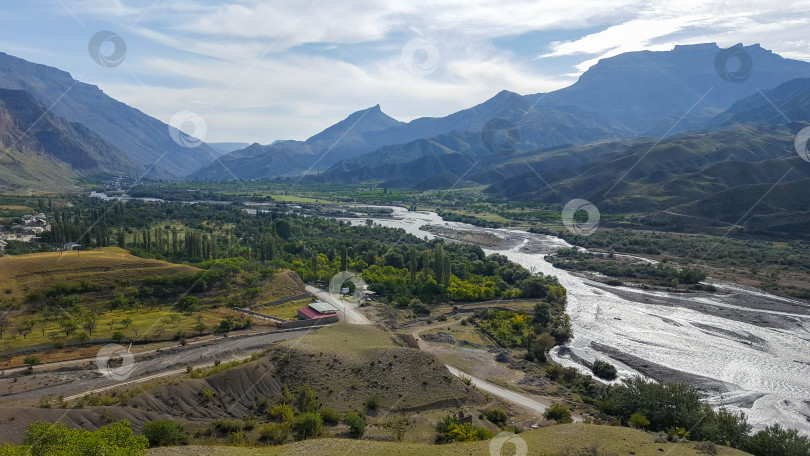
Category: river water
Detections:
[
  {"x1": 87, "y1": 194, "x2": 810, "y2": 433},
  {"x1": 343, "y1": 206, "x2": 810, "y2": 435}
]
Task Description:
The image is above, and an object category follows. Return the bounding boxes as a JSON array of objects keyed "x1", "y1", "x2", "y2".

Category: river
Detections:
[{"x1": 342, "y1": 206, "x2": 810, "y2": 435}]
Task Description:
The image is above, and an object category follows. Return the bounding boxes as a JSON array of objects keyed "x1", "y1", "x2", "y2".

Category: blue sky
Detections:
[{"x1": 1, "y1": 0, "x2": 810, "y2": 143}]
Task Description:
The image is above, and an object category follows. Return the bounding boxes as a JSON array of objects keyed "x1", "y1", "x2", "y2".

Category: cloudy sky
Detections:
[{"x1": 1, "y1": 0, "x2": 810, "y2": 144}]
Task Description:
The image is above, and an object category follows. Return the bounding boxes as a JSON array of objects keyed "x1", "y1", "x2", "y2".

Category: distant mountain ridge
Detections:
[
  {"x1": 0, "y1": 52, "x2": 218, "y2": 178},
  {"x1": 202, "y1": 43, "x2": 810, "y2": 182},
  {"x1": 0, "y1": 88, "x2": 139, "y2": 191}
]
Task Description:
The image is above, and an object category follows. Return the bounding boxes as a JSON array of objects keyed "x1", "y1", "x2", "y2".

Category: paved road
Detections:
[
  {"x1": 305, "y1": 285, "x2": 372, "y2": 325},
  {"x1": 444, "y1": 365, "x2": 550, "y2": 414},
  {"x1": 0, "y1": 329, "x2": 310, "y2": 403}
]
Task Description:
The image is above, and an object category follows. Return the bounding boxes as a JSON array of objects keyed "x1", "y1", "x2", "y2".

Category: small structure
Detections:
[
  {"x1": 0, "y1": 239, "x2": 7, "y2": 253},
  {"x1": 362, "y1": 290, "x2": 377, "y2": 301},
  {"x1": 63, "y1": 242, "x2": 81, "y2": 251},
  {"x1": 297, "y1": 300, "x2": 340, "y2": 320}
]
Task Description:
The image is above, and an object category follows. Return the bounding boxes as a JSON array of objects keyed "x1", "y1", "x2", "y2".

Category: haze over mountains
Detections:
[
  {"x1": 0, "y1": 52, "x2": 218, "y2": 181},
  {"x1": 1, "y1": 42, "x2": 810, "y2": 231}
]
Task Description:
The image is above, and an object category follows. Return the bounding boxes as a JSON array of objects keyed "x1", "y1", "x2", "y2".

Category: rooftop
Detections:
[
  {"x1": 309, "y1": 300, "x2": 340, "y2": 313},
  {"x1": 298, "y1": 306, "x2": 336, "y2": 320}
]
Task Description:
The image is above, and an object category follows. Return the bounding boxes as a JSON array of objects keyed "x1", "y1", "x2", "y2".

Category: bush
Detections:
[
  {"x1": 746, "y1": 423, "x2": 810, "y2": 456},
  {"x1": 143, "y1": 420, "x2": 184, "y2": 446},
  {"x1": 694, "y1": 407, "x2": 750, "y2": 449},
  {"x1": 484, "y1": 408, "x2": 508, "y2": 427},
  {"x1": 258, "y1": 422, "x2": 290, "y2": 445},
  {"x1": 292, "y1": 412, "x2": 322, "y2": 440},
  {"x1": 591, "y1": 360, "x2": 618, "y2": 380},
  {"x1": 611, "y1": 376, "x2": 704, "y2": 432},
  {"x1": 365, "y1": 394, "x2": 382, "y2": 411},
  {"x1": 435, "y1": 415, "x2": 493, "y2": 443},
  {"x1": 298, "y1": 384, "x2": 319, "y2": 413},
  {"x1": 410, "y1": 300, "x2": 431, "y2": 315},
  {"x1": 544, "y1": 403, "x2": 573, "y2": 424},
  {"x1": 20, "y1": 420, "x2": 148, "y2": 454},
  {"x1": 321, "y1": 408, "x2": 339, "y2": 425},
  {"x1": 212, "y1": 419, "x2": 243, "y2": 435},
  {"x1": 268, "y1": 404, "x2": 295, "y2": 423},
  {"x1": 629, "y1": 412, "x2": 650, "y2": 429},
  {"x1": 344, "y1": 412, "x2": 366, "y2": 438}
]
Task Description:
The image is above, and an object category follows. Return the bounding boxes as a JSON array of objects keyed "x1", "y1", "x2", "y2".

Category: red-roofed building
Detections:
[{"x1": 297, "y1": 305, "x2": 337, "y2": 320}]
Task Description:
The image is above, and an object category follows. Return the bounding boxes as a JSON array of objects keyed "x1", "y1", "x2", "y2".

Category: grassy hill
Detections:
[
  {"x1": 147, "y1": 423, "x2": 750, "y2": 456},
  {"x1": 0, "y1": 248, "x2": 306, "y2": 362}
]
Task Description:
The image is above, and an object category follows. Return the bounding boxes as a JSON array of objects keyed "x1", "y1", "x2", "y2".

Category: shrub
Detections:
[
  {"x1": 298, "y1": 384, "x2": 319, "y2": 413},
  {"x1": 344, "y1": 412, "x2": 366, "y2": 438},
  {"x1": 410, "y1": 300, "x2": 431, "y2": 315},
  {"x1": 212, "y1": 419, "x2": 243, "y2": 435},
  {"x1": 746, "y1": 423, "x2": 810, "y2": 456},
  {"x1": 435, "y1": 415, "x2": 493, "y2": 443},
  {"x1": 611, "y1": 376, "x2": 704, "y2": 432},
  {"x1": 365, "y1": 394, "x2": 382, "y2": 411},
  {"x1": 694, "y1": 407, "x2": 751, "y2": 449},
  {"x1": 268, "y1": 404, "x2": 295, "y2": 423},
  {"x1": 292, "y1": 412, "x2": 322, "y2": 440},
  {"x1": 484, "y1": 408, "x2": 508, "y2": 427},
  {"x1": 20, "y1": 420, "x2": 148, "y2": 454},
  {"x1": 694, "y1": 442, "x2": 717, "y2": 455},
  {"x1": 591, "y1": 360, "x2": 618, "y2": 380},
  {"x1": 320, "y1": 408, "x2": 339, "y2": 425},
  {"x1": 544, "y1": 403, "x2": 573, "y2": 424},
  {"x1": 629, "y1": 412, "x2": 650, "y2": 429},
  {"x1": 258, "y1": 422, "x2": 291, "y2": 445},
  {"x1": 143, "y1": 420, "x2": 184, "y2": 446}
]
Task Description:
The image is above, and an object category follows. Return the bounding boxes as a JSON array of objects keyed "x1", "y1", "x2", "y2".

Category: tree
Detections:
[
  {"x1": 177, "y1": 296, "x2": 198, "y2": 312},
  {"x1": 592, "y1": 360, "x2": 618, "y2": 380},
  {"x1": 275, "y1": 219, "x2": 291, "y2": 240},
  {"x1": 20, "y1": 420, "x2": 148, "y2": 454},
  {"x1": 112, "y1": 331, "x2": 125, "y2": 343},
  {"x1": 218, "y1": 318, "x2": 236, "y2": 332},
  {"x1": 484, "y1": 408, "x2": 508, "y2": 427},
  {"x1": 340, "y1": 246, "x2": 348, "y2": 271},
  {"x1": 61, "y1": 319, "x2": 78, "y2": 337},
  {"x1": 83, "y1": 320, "x2": 97, "y2": 336},
  {"x1": 258, "y1": 422, "x2": 291, "y2": 445},
  {"x1": 292, "y1": 412, "x2": 322, "y2": 440},
  {"x1": 544, "y1": 403, "x2": 573, "y2": 424},
  {"x1": 0, "y1": 317, "x2": 8, "y2": 339},
  {"x1": 23, "y1": 356, "x2": 41, "y2": 372},
  {"x1": 521, "y1": 277, "x2": 549, "y2": 298},
  {"x1": 534, "y1": 302, "x2": 551, "y2": 327},
  {"x1": 143, "y1": 420, "x2": 184, "y2": 447},
  {"x1": 75, "y1": 331, "x2": 90, "y2": 346},
  {"x1": 746, "y1": 423, "x2": 810, "y2": 456},
  {"x1": 193, "y1": 322, "x2": 207, "y2": 336},
  {"x1": 299, "y1": 384, "x2": 319, "y2": 413},
  {"x1": 121, "y1": 318, "x2": 133, "y2": 328},
  {"x1": 17, "y1": 320, "x2": 34, "y2": 339},
  {"x1": 344, "y1": 412, "x2": 366, "y2": 438},
  {"x1": 629, "y1": 412, "x2": 650, "y2": 429}
]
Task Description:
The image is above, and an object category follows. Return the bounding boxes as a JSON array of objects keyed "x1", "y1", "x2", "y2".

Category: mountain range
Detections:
[
  {"x1": 0, "y1": 52, "x2": 219, "y2": 180},
  {"x1": 1, "y1": 43, "x2": 810, "y2": 234}
]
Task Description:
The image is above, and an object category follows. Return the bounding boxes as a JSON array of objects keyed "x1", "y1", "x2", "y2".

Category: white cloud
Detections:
[{"x1": 44, "y1": 0, "x2": 810, "y2": 144}]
